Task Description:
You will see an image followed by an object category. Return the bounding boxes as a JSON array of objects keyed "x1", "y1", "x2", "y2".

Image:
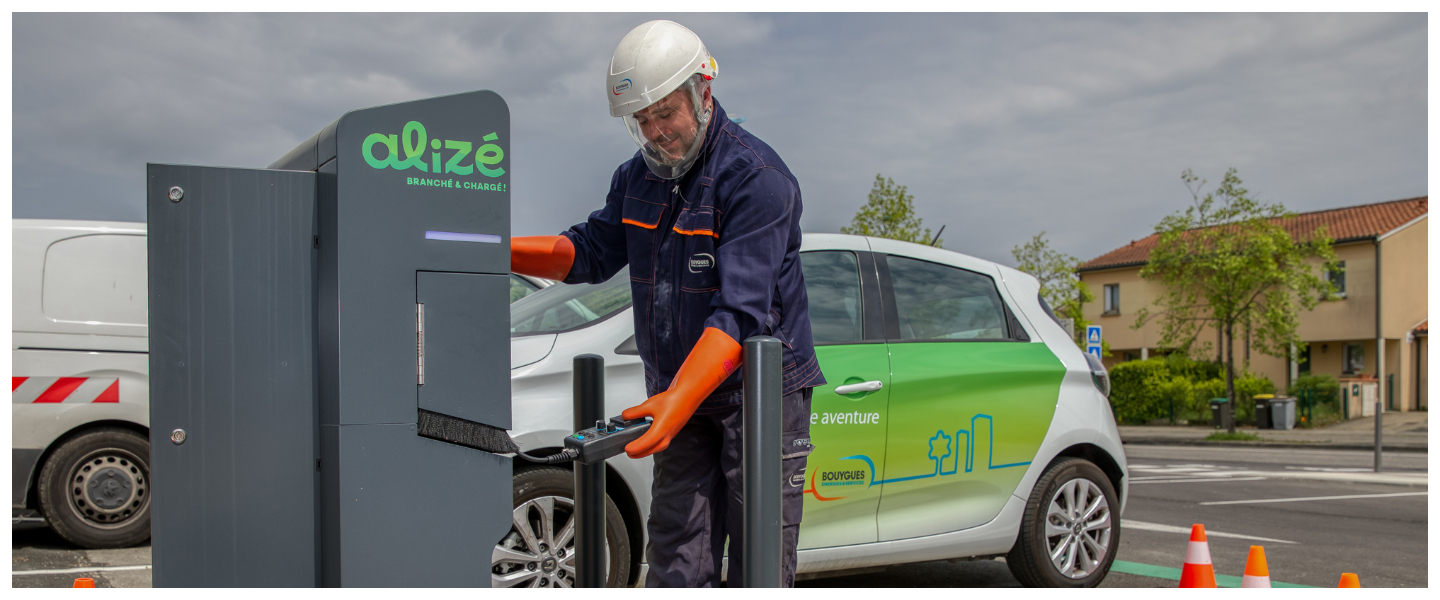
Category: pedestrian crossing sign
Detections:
[
  {"x1": 1086, "y1": 326, "x2": 1102, "y2": 345},
  {"x1": 1087, "y1": 346, "x2": 1102, "y2": 359}
]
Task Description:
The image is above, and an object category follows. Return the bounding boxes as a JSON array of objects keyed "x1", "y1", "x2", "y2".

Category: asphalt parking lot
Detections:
[{"x1": 14, "y1": 445, "x2": 1426, "y2": 588}]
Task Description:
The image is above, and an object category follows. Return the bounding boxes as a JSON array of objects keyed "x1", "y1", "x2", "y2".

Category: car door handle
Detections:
[{"x1": 834, "y1": 380, "x2": 883, "y2": 395}]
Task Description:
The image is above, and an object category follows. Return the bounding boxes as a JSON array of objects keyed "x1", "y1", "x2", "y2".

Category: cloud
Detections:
[{"x1": 12, "y1": 13, "x2": 1426, "y2": 266}]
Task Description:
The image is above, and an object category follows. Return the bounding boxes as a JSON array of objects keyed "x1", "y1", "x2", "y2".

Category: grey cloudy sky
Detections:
[{"x1": 11, "y1": 12, "x2": 1427, "y2": 266}]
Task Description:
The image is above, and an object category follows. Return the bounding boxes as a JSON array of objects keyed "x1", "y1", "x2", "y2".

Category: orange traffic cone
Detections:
[
  {"x1": 1178, "y1": 524, "x2": 1217, "y2": 588},
  {"x1": 73, "y1": 577, "x2": 95, "y2": 588},
  {"x1": 1338, "y1": 573, "x2": 1361, "y2": 588},
  {"x1": 1241, "y1": 545, "x2": 1270, "y2": 588}
]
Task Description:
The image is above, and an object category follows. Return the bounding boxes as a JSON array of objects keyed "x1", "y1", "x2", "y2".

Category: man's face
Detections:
[{"x1": 632, "y1": 87, "x2": 699, "y2": 164}]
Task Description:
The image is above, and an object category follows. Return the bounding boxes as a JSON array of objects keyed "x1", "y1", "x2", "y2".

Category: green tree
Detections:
[
  {"x1": 1011, "y1": 231, "x2": 1097, "y2": 350},
  {"x1": 1135, "y1": 168, "x2": 1338, "y2": 432},
  {"x1": 841, "y1": 174, "x2": 939, "y2": 247}
]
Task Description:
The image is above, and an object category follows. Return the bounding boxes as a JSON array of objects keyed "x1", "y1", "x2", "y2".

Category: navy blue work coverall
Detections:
[{"x1": 559, "y1": 99, "x2": 824, "y2": 587}]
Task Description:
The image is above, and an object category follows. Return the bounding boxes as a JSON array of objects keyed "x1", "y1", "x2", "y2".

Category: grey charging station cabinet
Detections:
[{"x1": 147, "y1": 91, "x2": 513, "y2": 587}]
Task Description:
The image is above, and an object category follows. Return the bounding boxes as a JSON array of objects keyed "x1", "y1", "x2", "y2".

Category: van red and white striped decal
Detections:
[{"x1": 11, "y1": 377, "x2": 120, "y2": 404}]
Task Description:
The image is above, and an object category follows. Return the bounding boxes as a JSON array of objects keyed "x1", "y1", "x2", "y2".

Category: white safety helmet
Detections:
[{"x1": 607, "y1": 20, "x2": 719, "y2": 179}]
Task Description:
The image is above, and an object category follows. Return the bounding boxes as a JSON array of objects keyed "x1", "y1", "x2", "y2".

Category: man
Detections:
[{"x1": 509, "y1": 20, "x2": 824, "y2": 587}]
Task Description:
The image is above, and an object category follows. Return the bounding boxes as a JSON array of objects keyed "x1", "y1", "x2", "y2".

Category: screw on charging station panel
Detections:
[
  {"x1": 171, "y1": 429, "x2": 187, "y2": 445},
  {"x1": 168, "y1": 186, "x2": 184, "y2": 202}
]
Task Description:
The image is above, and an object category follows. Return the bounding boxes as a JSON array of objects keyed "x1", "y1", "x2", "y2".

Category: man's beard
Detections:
[{"x1": 650, "y1": 127, "x2": 698, "y2": 166}]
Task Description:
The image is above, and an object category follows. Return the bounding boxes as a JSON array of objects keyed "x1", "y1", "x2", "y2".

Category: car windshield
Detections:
[{"x1": 510, "y1": 267, "x2": 632, "y2": 337}]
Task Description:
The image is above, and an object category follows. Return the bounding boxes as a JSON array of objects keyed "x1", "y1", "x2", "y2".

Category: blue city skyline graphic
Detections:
[{"x1": 839, "y1": 414, "x2": 1032, "y2": 487}]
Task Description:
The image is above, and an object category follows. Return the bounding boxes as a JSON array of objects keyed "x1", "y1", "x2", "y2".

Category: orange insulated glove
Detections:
[
  {"x1": 511, "y1": 235, "x2": 575, "y2": 281},
  {"x1": 621, "y1": 327, "x2": 742, "y2": 458}
]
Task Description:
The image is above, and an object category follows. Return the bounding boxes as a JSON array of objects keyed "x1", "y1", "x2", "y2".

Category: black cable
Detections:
[{"x1": 515, "y1": 448, "x2": 579, "y2": 464}]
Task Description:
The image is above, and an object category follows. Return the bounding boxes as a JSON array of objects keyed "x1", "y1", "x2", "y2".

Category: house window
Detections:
[
  {"x1": 1343, "y1": 343, "x2": 1365, "y2": 375},
  {"x1": 1103, "y1": 284, "x2": 1120, "y2": 316},
  {"x1": 1326, "y1": 261, "x2": 1346, "y2": 298}
]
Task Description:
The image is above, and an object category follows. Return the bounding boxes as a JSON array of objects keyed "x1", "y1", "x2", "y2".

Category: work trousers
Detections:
[{"x1": 644, "y1": 388, "x2": 813, "y2": 588}]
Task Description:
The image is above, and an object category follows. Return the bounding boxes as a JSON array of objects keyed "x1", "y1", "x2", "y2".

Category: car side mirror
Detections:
[{"x1": 614, "y1": 334, "x2": 640, "y2": 356}]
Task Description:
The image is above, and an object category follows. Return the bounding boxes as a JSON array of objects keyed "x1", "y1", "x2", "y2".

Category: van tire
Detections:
[
  {"x1": 37, "y1": 428, "x2": 152, "y2": 549},
  {"x1": 1007, "y1": 457, "x2": 1119, "y2": 587},
  {"x1": 492, "y1": 466, "x2": 630, "y2": 587}
]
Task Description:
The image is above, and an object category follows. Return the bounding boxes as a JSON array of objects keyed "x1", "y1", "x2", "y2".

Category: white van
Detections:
[{"x1": 12, "y1": 219, "x2": 152, "y2": 548}]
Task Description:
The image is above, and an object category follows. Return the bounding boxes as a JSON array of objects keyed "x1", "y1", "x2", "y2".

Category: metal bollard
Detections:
[
  {"x1": 742, "y1": 336, "x2": 782, "y2": 588},
  {"x1": 573, "y1": 354, "x2": 606, "y2": 588},
  {"x1": 1374, "y1": 400, "x2": 1383, "y2": 473}
]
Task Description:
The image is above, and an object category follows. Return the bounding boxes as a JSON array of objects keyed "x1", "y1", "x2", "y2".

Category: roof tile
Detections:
[{"x1": 1079, "y1": 196, "x2": 1427, "y2": 272}]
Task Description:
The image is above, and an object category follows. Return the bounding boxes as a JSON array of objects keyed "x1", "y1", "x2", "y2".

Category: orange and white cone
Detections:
[
  {"x1": 73, "y1": 577, "x2": 95, "y2": 588},
  {"x1": 1241, "y1": 545, "x2": 1271, "y2": 588},
  {"x1": 1337, "y1": 573, "x2": 1361, "y2": 588},
  {"x1": 1178, "y1": 524, "x2": 1217, "y2": 588}
]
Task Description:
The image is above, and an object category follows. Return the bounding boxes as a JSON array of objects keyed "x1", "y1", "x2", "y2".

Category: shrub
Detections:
[
  {"x1": 1106, "y1": 355, "x2": 1276, "y2": 426},
  {"x1": 1288, "y1": 373, "x2": 1342, "y2": 427},
  {"x1": 1108, "y1": 359, "x2": 1171, "y2": 424},
  {"x1": 1288, "y1": 373, "x2": 1340, "y2": 404}
]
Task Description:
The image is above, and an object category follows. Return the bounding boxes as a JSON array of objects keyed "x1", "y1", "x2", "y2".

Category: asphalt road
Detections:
[
  {"x1": 14, "y1": 445, "x2": 1427, "y2": 588},
  {"x1": 805, "y1": 445, "x2": 1428, "y2": 588}
]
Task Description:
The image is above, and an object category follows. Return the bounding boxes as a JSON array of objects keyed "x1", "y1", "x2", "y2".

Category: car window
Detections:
[
  {"x1": 1037, "y1": 293, "x2": 1063, "y2": 326},
  {"x1": 509, "y1": 275, "x2": 540, "y2": 303},
  {"x1": 886, "y1": 255, "x2": 1009, "y2": 341},
  {"x1": 800, "y1": 251, "x2": 864, "y2": 344},
  {"x1": 42, "y1": 234, "x2": 148, "y2": 326},
  {"x1": 510, "y1": 267, "x2": 631, "y2": 336}
]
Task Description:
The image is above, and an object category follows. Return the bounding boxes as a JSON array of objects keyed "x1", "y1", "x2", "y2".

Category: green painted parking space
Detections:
[{"x1": 1111, "y1": 560, "x2": 1314, "y2": 588}]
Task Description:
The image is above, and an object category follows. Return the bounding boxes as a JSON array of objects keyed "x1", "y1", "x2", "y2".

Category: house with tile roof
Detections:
[{"x1": 1077, "y1": 196, "x2": 1427, "y2": 414}]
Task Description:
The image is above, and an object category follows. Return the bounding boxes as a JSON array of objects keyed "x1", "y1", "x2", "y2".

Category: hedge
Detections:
[{"x1": 1108, "y1": 356, "x2": 1275, "y2": 425}]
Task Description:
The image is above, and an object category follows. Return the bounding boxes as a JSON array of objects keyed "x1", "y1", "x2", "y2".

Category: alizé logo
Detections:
[{"x1": 362, "y1": 121, "x2": 505, "y2": 178}]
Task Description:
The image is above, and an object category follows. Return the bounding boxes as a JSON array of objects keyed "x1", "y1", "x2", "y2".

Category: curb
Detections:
[{"x1": 1120, "y1": 438, "x2": 1427, "y2": 453}]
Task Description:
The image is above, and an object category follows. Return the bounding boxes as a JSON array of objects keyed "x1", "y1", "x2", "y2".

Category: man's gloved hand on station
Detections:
[
  {"x1": 621, "y1": 327, "x2": 741, "y2": 458},
  {"x1": 510, "y1": 235, "x2": 575, "y2": 281}
]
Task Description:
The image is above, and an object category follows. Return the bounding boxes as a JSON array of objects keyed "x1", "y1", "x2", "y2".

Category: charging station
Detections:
[{"x1": 147, "y1": 91, "x2": 513, "y2": 587}]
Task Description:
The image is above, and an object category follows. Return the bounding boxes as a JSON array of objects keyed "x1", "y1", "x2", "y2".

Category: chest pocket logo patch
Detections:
[{"x1": 688, "y1": 253, "x2": 715, "y2": 273}]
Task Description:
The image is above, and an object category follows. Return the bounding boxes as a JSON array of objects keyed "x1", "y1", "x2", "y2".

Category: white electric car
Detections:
[{"x1": 501, "y1": 233, "x2": 1127, "y2": 588}]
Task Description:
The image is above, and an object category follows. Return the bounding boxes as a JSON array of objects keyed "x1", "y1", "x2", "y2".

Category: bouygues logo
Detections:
[
  {"x1": 612, "y1": 79, "x2": 632, "y2": 95},
  {"x1": 362, "y1": 121, "x2": 505, "y2": 179}
]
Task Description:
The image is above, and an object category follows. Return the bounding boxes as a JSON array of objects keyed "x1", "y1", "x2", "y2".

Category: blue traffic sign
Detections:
[
  {"x1": 1086, "y1": 325, "x2": 1102, "y2": 346},
  {"x1": 1087, "y1": 346, "x2": 1102, "y2": 359}
]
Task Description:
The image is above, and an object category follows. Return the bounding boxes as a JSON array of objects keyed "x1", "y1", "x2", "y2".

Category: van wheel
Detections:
[
  {"x1": 492, "y1": 466, "x2": 630, "y2": 588},
  {"x1": 1007, "y1": 457, "x2": 1119, "y2": 587},
  {"x1": 37, "y1": 428, "x2": 152, "y2": 549}
]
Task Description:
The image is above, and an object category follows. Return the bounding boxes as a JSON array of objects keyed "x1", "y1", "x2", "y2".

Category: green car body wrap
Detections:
[{"x1": 800, "y1": 340, "x2": 1066, "y2": 549}]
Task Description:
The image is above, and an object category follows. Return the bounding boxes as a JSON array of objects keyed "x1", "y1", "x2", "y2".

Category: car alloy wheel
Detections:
[
  {"x1": 1044, "y1": 477, "x2": 1112, "y2": 579},
  {"x1": 491, "y1": 495, "x2": 606, "y2": 588},
  {"x1": 1007, "y1": 457, "x2": 1120, "y2": 587}
]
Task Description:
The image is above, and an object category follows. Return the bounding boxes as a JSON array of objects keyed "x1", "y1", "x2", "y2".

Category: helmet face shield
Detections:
[{"x1": 620, "y1": 75, "x2": 711, "y2": 180}]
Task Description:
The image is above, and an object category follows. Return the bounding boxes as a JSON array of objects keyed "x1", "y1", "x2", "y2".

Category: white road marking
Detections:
[
  {"x1": 12, "y1": 564, "x2": 151, "y2": 576},
  {"x1": 1122, "y1": 520, "x2": 1297, "y2": 544},
  {"x1": 1199, "y1": 492, "x2": 1429, "y2": 506},
  {"x1": 1129, "y1": 476, "x2": 1269, "y2": 485}
]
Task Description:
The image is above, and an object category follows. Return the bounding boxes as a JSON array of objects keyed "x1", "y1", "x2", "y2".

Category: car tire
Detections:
[
  {"x1": 36, "y1": 428, "x2": 152, "y2": 549},
  {"x1": 492, "y1": 466, "x2": 631, "y2": 588},
  {"x1": 1007, "y1": 457, "x2": 1120, "y2": 587}
]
